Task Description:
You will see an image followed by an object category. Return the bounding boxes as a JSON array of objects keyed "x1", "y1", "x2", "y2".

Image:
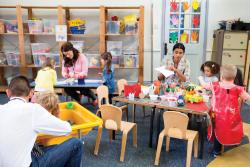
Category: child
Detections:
[
  {"x1": 200, "y1": 64, "x2": 250, "y2": 157},
  {"x1": 35, "y1": 91, "x2": 60, "y2": 117},
  {"x1": 35, "y1": 57, "x2": 57, "y2": 92},
  {"x1": 198, "y1": 61, "x2": 220, "y2": 85},
  {"x1": 100, "y1": 52, "x2": 115, "y2": 104}
]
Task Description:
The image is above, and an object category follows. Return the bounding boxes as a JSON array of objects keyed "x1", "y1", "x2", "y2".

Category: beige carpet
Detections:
[{"x1": 207, "y1": 144, "x2": 250, "y2": 167}]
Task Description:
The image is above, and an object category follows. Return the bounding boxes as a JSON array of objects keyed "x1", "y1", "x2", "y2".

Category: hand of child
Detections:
[{"x1": 69, "y1": 72, "x2": 74, "y2": 78}]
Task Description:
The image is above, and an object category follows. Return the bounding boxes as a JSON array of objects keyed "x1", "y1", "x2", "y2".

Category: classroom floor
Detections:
[{"x1": 0, "y1": 94, "x2": 249, "y2": 167}]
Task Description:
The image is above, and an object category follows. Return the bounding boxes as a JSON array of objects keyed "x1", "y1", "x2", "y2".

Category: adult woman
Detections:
[
  {"x1": 61, "y1": 42, "x2": 97, "y2": 105},
  {"x1": 158, "y1": 43, "x2": 190, "y2": 86}
]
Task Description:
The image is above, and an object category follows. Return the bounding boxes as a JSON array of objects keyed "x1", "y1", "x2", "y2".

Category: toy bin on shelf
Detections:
[
  {"x1": 106, "y1": 21, "x2": 120, "y2": 34},
  {"x1": 32, "y1": 53, "x2": 60, "y2": 67},
  {"x1": 0, "y1": 51, "x2": 7, "y2": 65},
  {"x1": 107, "y1": 41, "x2": 122, "y2": 56},
  {"x1": 31, "y1": 43, "x2": 50, "y2": 54},
  {"x1": 86, "y1": 53, "x2": 100, "y2": 68},
  {"x1": 27, "y1": 20, "x2": 43, "y2": 34},
  {"x1": 68, "y1": 19, "x2": 86, "y2": 34},
  {"x1": 70, "y1": 41, "x2": 84, "y2": 53},
  {"x1": 36, "y1": 102, "x2": 103, "y2": 146},
  {"x1": 5, "y1": 52, "x2": 20, "y2": 66},
  {"x1": 43, "y1": 19, "x2": 57, "y2": 34},
  {"x1": 123, "y1": 52, "x2": 138, "y2": 68},
  {"x1": 4, "y1": 20, "x2": 18, "y2": 33},
  {"x1": 125, "y1": 22, "x2": 138, "y2": 35}
]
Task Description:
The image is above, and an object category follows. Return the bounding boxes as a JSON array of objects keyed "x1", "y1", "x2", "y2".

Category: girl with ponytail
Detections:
[{"x1": 101, "y1": 52, "x2": 115, "y2": 103}]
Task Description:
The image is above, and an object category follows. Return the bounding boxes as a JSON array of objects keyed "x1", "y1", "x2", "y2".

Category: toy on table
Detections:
[
  {"x1": 184, "y1": 85, "x2": 203, "y2": 103},
  {"x1": 177, "y1": 95, "x2": 185, "y2": 107}
]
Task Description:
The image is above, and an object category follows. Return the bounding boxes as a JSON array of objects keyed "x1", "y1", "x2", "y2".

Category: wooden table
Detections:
[{"x1": 112, "y1": 96, "x2": 209, "y2": 159}]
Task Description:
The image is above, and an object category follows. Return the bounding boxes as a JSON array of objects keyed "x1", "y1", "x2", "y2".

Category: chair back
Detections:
[
  {"x1": 96, "y1": 85, "x2": 109, "y2": 107},
  {"x1": 117, "y1": 79, "x2": 128, "y2": 96},
  {"x1": 163, "y1": 111, "x2": 189, "y2": 139},
  {"x1": 99, "y1": 104, "x2": 122, "y2": 131}
]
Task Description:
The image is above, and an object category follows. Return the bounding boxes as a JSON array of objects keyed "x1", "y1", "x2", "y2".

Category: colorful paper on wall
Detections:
[
  {"x1": 56, "y1": 25, "x2": 67, "y2": 41},
  {"x1": 170, "y1": 0, "x2": 178, "y2": 12},
  {"x1": 192, "y1": 0, "x2": 200, "y2": 10},
  {"x1": 192, "y1": 15, "x2": 200, "y2": 28},
  {"x1": 180, "y1": 32, "x2": 188, "y2": 43},
  {"x1": 183, "y1": 1, "x2": 189, "y2": 12},
  {"x1": 171, "y1": 15, "x2": 179, "y2": 26},
  {"x1": 169, "y1": 31, "x2": 178, "y2": 43},
  {"x1": 191, "y1": 31, "x2": 199, "y2": 42}
]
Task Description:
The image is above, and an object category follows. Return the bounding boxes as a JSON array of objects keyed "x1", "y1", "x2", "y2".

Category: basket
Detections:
[
  {"x1": 5, "y1": 52, "x2": 20, "y2": 66},
  {"x1": 27, "y1": 20, "x2": 43, "y2": 34},
  {"x1": 4, "y1": 20, "x2": 18, "y2": 33}
]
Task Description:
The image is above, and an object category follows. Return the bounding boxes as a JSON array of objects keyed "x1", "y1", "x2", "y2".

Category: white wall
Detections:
[{"x1": 206, "y1": 0, "x2": 250, "y2": 59}]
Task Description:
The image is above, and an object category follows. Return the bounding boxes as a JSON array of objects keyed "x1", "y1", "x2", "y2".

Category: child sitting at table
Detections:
[
  {"x1": 100, "y1": 52, "x2": 115, "y2": 103},
  {"x1": 198, "y1": 61, "x2": 220, "y2": 85},
  {"x1": 35, "y1": 57, "x2": 57, "y2": 92},
  {"x1": 200, "y1": 64, "x2": 250, "y2": 157}
]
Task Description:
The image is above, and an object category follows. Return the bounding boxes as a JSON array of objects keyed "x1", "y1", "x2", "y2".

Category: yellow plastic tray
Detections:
[{"x1": 37, "y1": 102, "x2": 103, "y2": 146}]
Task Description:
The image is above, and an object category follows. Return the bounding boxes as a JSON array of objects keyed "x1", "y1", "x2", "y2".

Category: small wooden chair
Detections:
[
  {"x1": 97, "y1": 85, "x2": 128, "y2": 121},
  {"x1": 154, "y1": 111, "x2": 199, "y2": 167},
  {"x1": 97, "y1": 104, "x2": 137, "y2": 162},
  {"x1": 243, "y1": 122, "x2": 250, "y2": 142}
]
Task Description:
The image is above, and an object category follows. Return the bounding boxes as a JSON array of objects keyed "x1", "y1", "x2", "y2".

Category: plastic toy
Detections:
[
  {"x1": 154, "y1": 80, "x2": 161, "y2": 95},
  {"x1": 177, "y1": 95, "x2": 185, "y2": 107},
  {"x1": 66, "y1": 102, "x2": 74, "y2": 109}
]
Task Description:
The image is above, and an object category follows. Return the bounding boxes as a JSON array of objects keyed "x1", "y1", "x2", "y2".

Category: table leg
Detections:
[
  {"x1": 198, "y1": 116, "x2": 206, "y2": 159},
  {"x1": 155, "y1": 109, "x2": 163, "y2": 148},
  {"x1": 132, "y1": 104, "x2": 136, "y2": 123},
  {"x1": 149, "y1": 107, "x2": 156, "y2": 148}
]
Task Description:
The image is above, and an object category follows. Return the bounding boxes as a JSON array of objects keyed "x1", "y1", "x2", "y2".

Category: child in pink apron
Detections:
[{"x1": 200, "y1": 64, "x2": 250, "y2": 156}]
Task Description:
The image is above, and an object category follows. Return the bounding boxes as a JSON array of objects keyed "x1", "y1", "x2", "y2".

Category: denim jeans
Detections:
[{"x1": 31, "y1": 138, "x2": 83, "y2": 167}]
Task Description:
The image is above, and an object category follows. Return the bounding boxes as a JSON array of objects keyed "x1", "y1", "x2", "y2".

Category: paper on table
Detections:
[{"x1": 155, "y1": 66, "x2": 174, "y2": 78}]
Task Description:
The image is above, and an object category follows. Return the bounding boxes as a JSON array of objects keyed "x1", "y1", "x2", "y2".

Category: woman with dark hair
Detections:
[
  {"x1": 61, "y1": 42, "x2": 97, "y2": 105},
  {"x1": 158, "y1": 43, "x2": 191, "y2": 85}
]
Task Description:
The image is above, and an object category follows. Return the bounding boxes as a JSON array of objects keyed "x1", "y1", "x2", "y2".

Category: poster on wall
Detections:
[{"x1": 56, "y1": 25, "x2": 67, "y2": 42}]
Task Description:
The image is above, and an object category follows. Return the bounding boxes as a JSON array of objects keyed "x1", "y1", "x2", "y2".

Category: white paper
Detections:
[
  {"x1": 155, "y1": 66, "x2": 174, "y2": 78},
  {"x1": 56, "y1": 25, "x2": 67, "y2": 42}
]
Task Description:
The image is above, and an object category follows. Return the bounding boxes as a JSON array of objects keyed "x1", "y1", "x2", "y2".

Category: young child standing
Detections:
[
  {"x1": 198, "y1": 61, "x2": 220, "y2": 85},
  {"x1": 100, "y1": 52, "x2": 115, "y2": 104},
  {"x1": 200, "y1": 64, "x2": 250, "y2": 157},
  {"x1": 35, "y1": 57, "x2": 57, "y2": 92}
]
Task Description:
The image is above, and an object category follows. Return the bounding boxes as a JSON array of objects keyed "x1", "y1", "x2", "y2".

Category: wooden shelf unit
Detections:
[{"x1": 0, "y1": 5, "x2": 144, "y2": 89}]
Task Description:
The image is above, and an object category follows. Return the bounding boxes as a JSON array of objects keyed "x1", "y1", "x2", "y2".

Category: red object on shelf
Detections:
[
  {"x1": 111, "y1": 16, "x2": 119, "y2": 21},
  {"x1": 124, "y1": 84, "x2": 141, "y2": 97}
]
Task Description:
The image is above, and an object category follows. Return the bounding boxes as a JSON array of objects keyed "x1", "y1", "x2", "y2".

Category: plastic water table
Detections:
[{"x1": 37, "y1": 102, "x2": 103, "y2": 155}]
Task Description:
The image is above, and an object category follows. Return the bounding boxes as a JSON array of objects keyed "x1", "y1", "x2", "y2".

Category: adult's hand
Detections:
[{"x1": 168, "y1": 65, "x2": 177, "y2": 72}]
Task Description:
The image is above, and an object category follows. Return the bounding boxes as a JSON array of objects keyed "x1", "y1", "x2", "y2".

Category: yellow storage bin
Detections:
[{"x1": 37, "y1": 102, "x2": 103, "y2": 146}]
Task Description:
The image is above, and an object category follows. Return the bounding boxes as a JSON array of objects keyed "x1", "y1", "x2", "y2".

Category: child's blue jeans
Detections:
[{"x1": 31, "y1": 138, "x2": 83, "y2": 167}]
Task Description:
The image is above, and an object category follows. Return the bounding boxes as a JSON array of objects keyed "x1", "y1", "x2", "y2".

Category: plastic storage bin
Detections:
[
  {"x1": 107, "y1": 41, "x2": 122, "y2": 56},
  {"x1": 5, "y1": 52, "x2": 20, "y2": 66},
  {"x1": 4, "y1": 20, "x2": 18, "y2": 33},
  {"x1": 68, "y1": 19, "x2": 86, "y2": 34},
  {"x1": 36, "y1": 102, "x2": 103, "y2": 146},
  {"x1": 106, "y1": 21, "x2": 120, "y2": 34},
  {"x1": 70, "y1": 41, "x2": 84, "y2": 53},
  {"x1": 31, "y1": 43, "x2": 50, "y2": 54},
  {"x1": 124, "y1": 54, "x2": 138, "y2": 67},
  {"x1": 125, "y1": 22, "x2": 138, "y2": 35},
  {"x1": 27, "y1": 20, "x2": 43, "y2": 34},
  {"x1": 86, "y1": 53, "x2": 100, "y2": 68},
  {"x1": 0, "y1": 51, "x2": 7, "y2": 65},
  {"x1": 112, "y1": 56, "x2": 120, "y2": 67},
  {"x1": 43, "y1": 19, "x2": 57, "y2": 34},
  {"x1": 32, "y1": 53, "x2": 60, "y2": 67}
]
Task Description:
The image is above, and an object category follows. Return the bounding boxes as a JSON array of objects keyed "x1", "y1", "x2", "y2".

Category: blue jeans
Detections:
[{"x1": 31, "y1": 138, "x2": 83, "y2": 167}]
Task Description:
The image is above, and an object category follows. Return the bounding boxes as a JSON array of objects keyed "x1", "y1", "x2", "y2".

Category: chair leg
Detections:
[
  {"x1": 120, "y1": 132, "x2": 128, "y2": 162},
  {"x1": 143, "y1": 106, "x2": 145, "y2": 117},
  {"x1": 154, "y1": 132, "x2": 164, "y2": 165},
  {"x1": 166, "y1": 136, "x2": 170, "y2": 152},
  {"x1": 186, "y1": 139, "x2": 193, "y2": 167},
  {"x1": 193, "y1": 134, "x2": 198, "y2": 158},
  {"x1": 94, "y1": 126, "x2": 103, "y2": 155},
  {"x1": 108, "y1": 130, "x2": 113, "y2": 143},
  {"x1": 132, "y1": 125, "x2": 137, "y2": 147},
  {"x1": 126, "y1": 108, "x2": 128, "y2": 121}
]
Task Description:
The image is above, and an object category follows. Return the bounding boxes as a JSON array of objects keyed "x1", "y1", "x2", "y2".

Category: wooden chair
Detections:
[
  {"x1": 154, "y1": 111, "x2": 199, "y2": 167},
  {"x1": 117, "y1": 79, "x2": 147, "y2": 121},
  {"x1": 97, "y1": 85, "x2": 128, "y2": 121},
  {"x1": 97, "y1": 104, "x2": 137, "y2": 162},
  {"x1": 243, "y1": 122, "x2": 250, "y2": 142}
]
